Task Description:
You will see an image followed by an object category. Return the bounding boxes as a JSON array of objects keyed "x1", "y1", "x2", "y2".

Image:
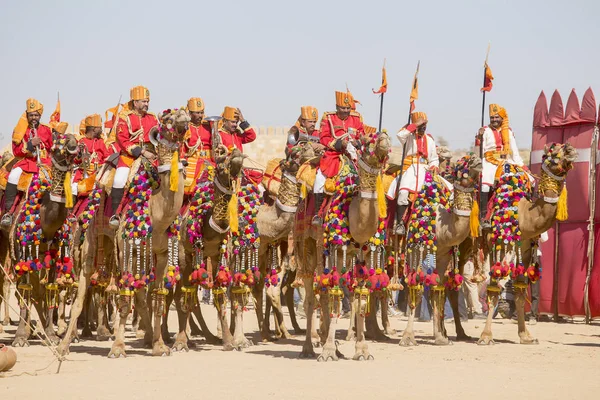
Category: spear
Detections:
[
  {"x1": 478, "y1": 44, "x2": 492, "y2": 213},
  {"x1": 372, "y1": 58, "x2": 388, "y2": 132}
]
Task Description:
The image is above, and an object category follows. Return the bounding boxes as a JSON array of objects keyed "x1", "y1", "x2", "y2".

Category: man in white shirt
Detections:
[{"x1": 387, "y1": 112, "x2": 439, "y2": 235}]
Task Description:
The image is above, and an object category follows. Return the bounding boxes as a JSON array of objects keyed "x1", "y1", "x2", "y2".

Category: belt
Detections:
[{"x1": 403, "y1": 156, "x2": 427, "y2": 165}]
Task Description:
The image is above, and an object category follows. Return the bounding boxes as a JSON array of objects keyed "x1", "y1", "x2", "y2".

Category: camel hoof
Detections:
[
  {"x1": 108, "y1": 346, "x2": 127, "y2": 358},
  {"x1": 352, "y1": 353, "x2": 374, "y2": 361},
  {"x1": 317, "y1": 348, "x2": 339, "y2": 362},
  {"x1": 312, "y1": 341, "x2": 321, "y2": 348},
  {"x1": 384, "y1": 328, "x2": 397, "y2": 336},
  {"x1": 2, "y1": 318, "x2": 10, "y2": 326},
  {"x1": 136, "y1": 329, "x2": 146, "y2": 339},
  {"x1": 345, "y1": 333, "x2": 356, "y2": 342},
  {"x1": 12, "y1": 337, "x2": 30, "y2": 347},
  {"x1": 299, "y1": 348, "x2": 317, "y2": 359},
  {"x1": 233, "y1": 339, "x2": 253, "y2": 350},
  {"x1": 152, "y1": 344, "x2": 171, "y2": 357},
  {"x1": 45, "y1": 333, "x2": 61, "y2": 346},
  {"x1": 172, "y1": 342, "x2": 190, "y2": 352},
  {"x1": 434, "y1": 337, "x2": 452, "y2": 346},
  {"x1": 57, "y1": 325, "x2": 67, "y2": 337},
  {"x1": 399, "y1": 335, "x2": 418, "y2": 347},
  {"x1": 455, "y1": 333, "x2": 472, "y2": 342},
  {"x1": 294, "y1": 328, "x2": 306, "y2": 335},
  {"x1": 477, "y1": 336, "x2": 495, "y2": 345},
  {"x1": 57, "y1": 343, "x2": 70, "y2": 356},
  {"x1": 520, "y1": 337, "x2": 539, "y2": 345},
  {"x1": 71, "y1": 335, "x2": 80, "y2": 343},
  {"x1": 81, "y1": 328, "x2": 94, "y2": 339},
  {"x1": 222, "y1": 343, "x2": 235, "y2": 352}
]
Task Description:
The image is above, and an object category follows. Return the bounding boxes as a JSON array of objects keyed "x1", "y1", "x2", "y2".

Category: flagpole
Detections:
[
  {"x1": 107, "y1": 95, "x2": 123, "y2": 140},
  {"x1": 377, "y1": 59, "x2": 386, "y2": 132},
  {"x1": 478, "y1": 45, "x2": 491, "y2": 217}
]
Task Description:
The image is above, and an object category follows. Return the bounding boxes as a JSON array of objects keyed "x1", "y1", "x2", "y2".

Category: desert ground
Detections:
[{"x1": 1, "y1": 290, "x2": 599, "y2": 400}]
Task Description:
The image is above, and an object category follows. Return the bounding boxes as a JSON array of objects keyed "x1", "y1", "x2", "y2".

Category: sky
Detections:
[{"x1": 1, "y1": 0, "x2": 599, "y2": 151}]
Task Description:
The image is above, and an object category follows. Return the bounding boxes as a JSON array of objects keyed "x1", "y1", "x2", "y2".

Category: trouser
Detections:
[
  {"x1": 113, "y1": 167, "x2": 130, "y2": 189},
  {"x1": 529, "y1": 276, "x2": 540, "y2": 319},
  {"x1": 313, "y1": 169, "x2": 325, "y2": 194},
  {"x1": 7, "y1": 167, "x2": 24, "y2": 185},
  {"x1": 341, "y1": 285, "x2": 351, "y2": 314}
]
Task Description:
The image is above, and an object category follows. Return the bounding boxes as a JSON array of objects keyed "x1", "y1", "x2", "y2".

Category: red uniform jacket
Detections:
[
  {"x1": 116, "y1": 111, "x2": 159, "y2": 167},
  {"x1": 183, "y1": 123, "x2": 212, "y2": 156},
  {"x1": 218, "y1": 124, "x2": 256, "y2": 153},
  {"x1": 319, "y1": 111, "x2": 364, "y2": 178},
  {"x1": 12, "y1": 124, "x2": 53, "y2": 173},
  {"x1": 74, "y1": 137, "x2": 112, "y2": 181}
]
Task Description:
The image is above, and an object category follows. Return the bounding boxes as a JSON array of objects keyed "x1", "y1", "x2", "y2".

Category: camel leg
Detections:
[
  {"x1": 381, "y1": 294, "x2": 396, "y2": 336},
  {"x1": 345, "y1": 293, "x2": 357, "y2": 341},
  {"x1": 80, "y1": 288, "x2": 94, "y2": 339},
  {"x1": 285, "y1": 282, "x2": 303, "y2": 335},
  {"x1": 399, "y1": 290, "x2": 421, "y2": 347},
  {"x1": 2, "y1": 274, "x2": 10, "y2": 326},
  {"x1": 317, "y1": 292, "x2": 339, "y2": 362},
  {"x1": 266, "y1": 283, "x2": 291, "y2": 339},
  {"x1": 215, "y1": 290, "x2": 234, "y2": 351},
  {"x1": 191, "y1": 305, "x2": 221, "y2": 344},
  {"x1": 352, "y1": 294, "x2": 373, "y2": 361},
  {"x1": 160, "y1": 289, "x2": 174, "y2": 345},
  {"x1": 515, "y1": 286, "x2": 538, "y2": 344},
  {"x1": 299, "y1": 276, "x2": 317, "y2": 358},
  {"x1": 431, "y1": 288, "x2": 450, "y2": 345},
  {"x1": 108, "y1": 295, "x2": 130, "y2": 358},
  {"x1": 172, "y1": 284, "x2": 191, "y2": 352},
  {"x1": 477, "y1": 290, "x2": 499, "y2": 345},
  {"x1": 44, "y1": 305, "x2": 60, "y2": 345},
  {"x1": 12, "y1": 284, "x2": 32, "y2": 347},
  {"x1": 94, "y1": 289, "x2": 112, "y2": 341},
  {"x1": 365, "y1": 295, "x2": 388, "y2": 341},
  {"x1": 448, "y1": 289, "x2": 470, "y2": 341},
  {"x1": 56, "y1": 289, "x2": 67, "y2": 337},
  {"x1": 232, "y1": 293, "x2": 253, "y2": 350}
]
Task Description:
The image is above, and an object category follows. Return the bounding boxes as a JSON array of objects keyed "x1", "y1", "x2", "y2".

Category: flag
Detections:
[
  {"x1": 481, "y1": 62, "x2": 494, "y2": 92},
  {"x1": 409, "y1": 72, "x2": 418, "y2": 112},
  {"x1": 104, "y1": 104, "x2": 121, "y2": 129},
  {"x1": 372, "y1": 66, "x2": 387, "y2": 94},
  {"x1": 49, "y1": 98, "x2": 61, "y2": 129}
]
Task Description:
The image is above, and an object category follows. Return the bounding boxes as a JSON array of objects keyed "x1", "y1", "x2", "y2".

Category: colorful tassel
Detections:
[
  {"x1": 300, "y1": 183, "x2": 307, "y2": 199},
  {"x1": 228, "y1": 181, "x2": 239, "y2": 233},
  {"x1": 556, "y1": 183, "x2": 568, "y2": 221},
  {"x1": 64, "y1": 171, "x2": 73, "y2": 208},
  {"x1": 376, "y1": 173, "x2": 387, "y2": 218},
  {"x1": 170, "y1": 150, "x2": 179, "y2": 192},
  {"x1": 470, "y1": 198, "x2": 480, "y2": 237}
]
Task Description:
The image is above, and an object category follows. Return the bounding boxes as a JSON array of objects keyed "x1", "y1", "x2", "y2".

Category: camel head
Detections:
[
  {"x1": 214, "y1": 146, "x2": 245, "y2": 183},
  {"x1": 359, "y1": 131, "x2": 391, "y2": 168},
  {"x1": 452, "y1": 153, "x2": 482, "y2": 189},
  {"x1": 542, "y1": 142, "x2": 577, "y2": 178},
  {"x1": 51, "y1": 132, "x2": 79, "y2": 166},
  {"x1": 156, "y1": 108, "x2": 190, "y2": 142},
  {"x1": 282, "y1": 144, "x2": 305, "y2": 175}
]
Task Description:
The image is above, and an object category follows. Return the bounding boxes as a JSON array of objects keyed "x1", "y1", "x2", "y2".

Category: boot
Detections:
[
  {"x1": 108, "y1": 188, "x2": 124, "y2": 229},
  {"x1": 311, "y1": 193, "x2": 325, "y2": 226},
  {"x1": 1, "y1": 183, "x2": 18, "y2": 230},
  {"x1": 480, "y1": 191, "x2": 490, "y2": 229},
  {"x1": 394, "y1": 204, "x2": 408, "y2": 236}
]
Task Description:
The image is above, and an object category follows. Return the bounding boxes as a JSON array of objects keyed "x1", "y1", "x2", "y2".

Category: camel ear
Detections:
[{"x1": 544, "y1": 144, "x2": 549, "y2": 154}]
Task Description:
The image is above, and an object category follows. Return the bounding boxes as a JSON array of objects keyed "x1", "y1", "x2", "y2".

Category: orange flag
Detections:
[
  {"x1": 373, "y1": 65, "x2": 388, "y2": 94},
  {"x1": 481, "y1": 62, "x2": 494, "y2": 92},
  {"x1": 49, "y1": 97, "x2": 61, "y2": 129},
  {"x1": 104, "y1": 104, "x2": 121, "y2": 129},
  {"x1": 409, "y1": 68, "x2": 419, "y2": 112}
]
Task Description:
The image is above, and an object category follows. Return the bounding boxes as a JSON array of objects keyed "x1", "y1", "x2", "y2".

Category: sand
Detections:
[{"x1": 1, "y1": 296, "x2": 599, "y2": 400}]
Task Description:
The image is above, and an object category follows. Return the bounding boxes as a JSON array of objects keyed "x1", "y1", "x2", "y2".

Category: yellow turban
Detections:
[
  {"x1": 489, "y1": 104, "x2": 511, "y2": 155},
  {"x1": 410, "y1": 111, "x2": 428, "y2": 123},
  {"x1": 300, "y1": 106, "x2": 318, "y2": 121},
  {"x1": 130, "y1": 86, "x2": 150, "y2": 101},
  {"x1": 187, "y1": 97, "x2": 205, "y2": 112},
  {"x1": 26, "y1": 98, "x2": 44, "y2": 115},
  {"x1": 335, "y1": 91, "x2": 353, "y2": 108},
  {"x1": 54, "y1": 122, "x2": 69, "y2": 135},
  {"x1": 222, "y1": 106, "x2": 238, "y2": 121},
  {"x1": 364, "y1": 125, "x2": 377, "y2": 135},
  {"x1": 85, "y1": 114, "x2": 102, "y2": 128}
]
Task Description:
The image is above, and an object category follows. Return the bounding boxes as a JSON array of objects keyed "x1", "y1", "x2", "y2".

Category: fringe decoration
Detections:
[
  {"x1": 376, "y1": 173, "x2": 387, "y2": 218},
  {"x1": 170, "y1": 150, "x2": 179, "y2": 192},
  {"x1": 228, "y1": 181, "x2": 239, "y2": 233},
  {"x1": 470, "y1": 198, "x2": 480, "y2": 237},
  {"x1": 556, "y1": 183, "x2": 568, "y2": 221},
  {"x1": 64, "y1": 171, "x2": 73, "y2": 208}
]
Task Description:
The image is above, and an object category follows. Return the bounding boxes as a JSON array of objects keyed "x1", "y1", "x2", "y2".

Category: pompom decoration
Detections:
[
  {"x1": 79, "y1": 186, "x2": 103, "y2": 244},
  {"x1": 322, "y1": 162, "x2": 358, "y2": 250},
  {"x1": 231, "y1": 181, "x2": 262, "y2": 288},
  {"x1": 368, "y1": 218, "x2": 387, "y2": 248},
  {"x1": 122, "y1": 166, "x2": 158, "y2": 245},
  {"x1": 444, "y1": 268, "x2": 463, "y2": 291}
]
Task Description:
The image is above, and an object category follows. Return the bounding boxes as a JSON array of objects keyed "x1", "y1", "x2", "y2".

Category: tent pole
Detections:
[{"x1": 584, "y1": 126, "x2": 598, "y2": 323}]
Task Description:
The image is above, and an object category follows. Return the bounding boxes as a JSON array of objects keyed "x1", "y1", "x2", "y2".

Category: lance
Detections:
[
  {"x1": 393, "y1": 60, "x2": 420, "y2": 236},
  {"x1": 478, "y1": 44, "x2": 491, "y2": 210},
  {"x1": 376, "y1": 59, "x2": 387, "y2": 132}
]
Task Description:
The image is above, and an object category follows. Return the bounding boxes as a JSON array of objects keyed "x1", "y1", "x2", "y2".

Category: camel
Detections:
[
  {"x1": 172, "y1": 146, "x2": 246, "y2": 352},
  {"x1": 0, "y1": 133, "x2": 79, "y2": 347},
  {"x1": 477, "y1": 142, "x2": 577, "y2": 345},
  {"x1": 397, "y1": 154, "x2": 482, "y2": 346},
  {"x1": 57, "y1": 108, "x2": 189, "y2": 357},
  {"x1": 295, "y1": 131, "x2": 391, "y2": 361}
]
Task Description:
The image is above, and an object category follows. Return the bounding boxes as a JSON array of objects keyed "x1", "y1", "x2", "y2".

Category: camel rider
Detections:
[
  {"x1": 476, "y1": 103, "x2": 525, "y2": 227},
  {"x1": 72, "y1": 114, "x2": 111, "y2": 201},
  {"x1": 109, "y1": 85, "x2": 159, "y2": 228},
  {"x1": 1, "y1": 98, "x2": 53, "y2": 228},
  {"x1": 386, "y1": 112, "x2": 439, "y2": 235},
  {"x1": 286, "y1": 106, "x2": 320, "y2": 156},
  {"x1": 218, "y1": 106, "x2": 260, "y2": 184},
  {"x1": 183, "y1": 97, "x2": 213, "y2": 195},
  {"x1": 312, "y1": 91, "x2": 365, "y2": 225}
]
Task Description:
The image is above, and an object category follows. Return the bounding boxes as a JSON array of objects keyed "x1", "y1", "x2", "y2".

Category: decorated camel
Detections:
[
  {"x1": 172, "y1": 145, "x2": 246, "y2": 352},
  {"x1": 0, "y1": 132, "x2": 79, "y2": 346},
  {"x1": 295, "y1": 130, "x2": 391, "y2": 361},
  {"x1": 398, "y1": 154, "x2": 482, "y2": 346},
  {"x1": 57, "y1": 108, "x2": 189, "y2": 357},
  {"x1": 477, "y1": 142, "x2": 576, "y2": 345}
]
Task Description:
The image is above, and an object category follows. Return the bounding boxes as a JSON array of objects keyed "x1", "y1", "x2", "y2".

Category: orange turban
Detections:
[
  {"x1": 85, "y1": 114, "x2": 102, "y2": 128},
  {"x1": 26, "y1": 98, "x2": 44, "y2": 115},
  {"x1": 187, "y1": 97, "x2": 205, "y2": 112},
  {"x1": 130, "y1": 86, "x2": 150, "y2": 101},
  {"x1": 222, "y1": 106, "x2": 238, "y2": 121},
  {"x1": 489, "y1": 104, "x2": 511, "y2": 155},
  {"x1": 54, "y1": 122, "x2": 69, "y2": 135},
  {"x1": 410, "y1": 111, "x2": 428, "y2": 123},
  {"x1": 300, "y1": 106, "x2": 318, "y2": 121},
  {"x1": 335, "y1": 91, "x2": 353, "y2": 108}
]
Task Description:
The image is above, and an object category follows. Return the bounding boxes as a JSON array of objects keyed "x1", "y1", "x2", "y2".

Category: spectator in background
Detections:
[{"x1": 528, "y1": 230, "x2": 548, "y2": 325}]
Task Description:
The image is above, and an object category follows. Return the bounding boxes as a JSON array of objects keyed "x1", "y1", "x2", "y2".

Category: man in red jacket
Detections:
[
  {"x1": 1, "y1": 98, "x2": 53, "y2": 228},
  {"x1": 182, "y1": 97, "x2": 213, "y2": 195},
  {"x1": 312, "y1": 91, "x2": 364, "y2": 225},
  {"x1": 109, "y1": 85, "x2": 159, "y2": 228}
]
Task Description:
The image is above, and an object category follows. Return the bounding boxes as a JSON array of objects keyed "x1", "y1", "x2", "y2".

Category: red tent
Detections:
[{"x1": 530, "y1": 89, "x2": 599, "y2": 321}]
